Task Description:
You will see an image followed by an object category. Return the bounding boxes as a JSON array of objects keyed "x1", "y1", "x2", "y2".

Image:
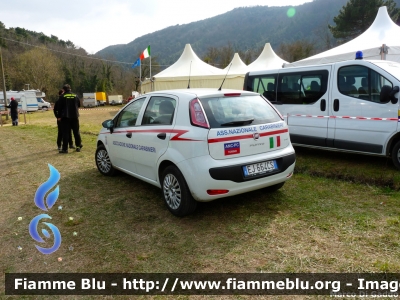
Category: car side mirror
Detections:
[
  {"x1": 391, "y1": 86, "x2": 399, "y2": 104},
  {"x1": 102, "y1": 119, "x2": 114, "y2": 133}
]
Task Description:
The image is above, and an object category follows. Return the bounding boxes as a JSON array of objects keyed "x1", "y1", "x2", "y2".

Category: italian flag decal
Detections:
[{"x1": 269, "y1": 136, "x2": 281, "y2": 148}]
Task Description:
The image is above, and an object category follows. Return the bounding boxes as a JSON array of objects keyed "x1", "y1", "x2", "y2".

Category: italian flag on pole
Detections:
[
  {"x1": 269, "y1": 136, "x2": 281, "y2": 149},
  {"x1": 140, "y1": 46, "x2": 151, "y2": 60}
]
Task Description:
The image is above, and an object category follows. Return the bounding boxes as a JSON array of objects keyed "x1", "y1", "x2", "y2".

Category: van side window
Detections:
[
  {"x1": 338, "y1": 66, "x2": 392, "y2": 103},
  {"x1": 248, "y1": 75, "x2": 277, "y2": 102},
  {"x1": 277, "y1": 70, "x2": 328, "y2": 105}
]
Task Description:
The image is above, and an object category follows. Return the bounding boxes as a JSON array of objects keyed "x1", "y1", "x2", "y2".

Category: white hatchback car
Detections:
[{"x1": 95, "y1": 89, "x2": 296, "y2": 216}]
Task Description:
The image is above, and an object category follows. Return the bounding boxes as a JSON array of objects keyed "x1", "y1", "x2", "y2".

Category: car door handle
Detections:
[
  {"x1": 126, "y1": 132, "x2": 132, "y2": 138},
  {"x1": 157, "y1": 133, "x2": 166, "y2": 140},
  {"x1": 320, "y1": 99, "x2": 326, "y2": 111},
  {"x1": 333, "y1": 99, "x2": 339, "y2": 112}
]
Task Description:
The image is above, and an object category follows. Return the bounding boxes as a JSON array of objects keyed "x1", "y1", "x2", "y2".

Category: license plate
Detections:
[{"x1": 242, "y1": 160, "x2": 277, "y2": 177}]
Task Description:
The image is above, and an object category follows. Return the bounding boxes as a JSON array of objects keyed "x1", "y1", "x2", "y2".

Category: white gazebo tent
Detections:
[
  {"x1": 142, "y1": 44, "x2": 229, "y2": 93},
  {"x1": 247, "y1": 43, "x2": 288, "y2": 71},
  {"x1": 141, "y1": 43, "x2": 288, "y2": 92},
  {"x1": 287, "y1": 6, "x2": 400, "y2": 67},
  {"x1": 224, "y1": 53, "x2": 248, "y2": 74}
]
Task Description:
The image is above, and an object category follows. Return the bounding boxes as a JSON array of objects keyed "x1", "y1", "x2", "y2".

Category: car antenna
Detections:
[
  {"x1": 218, "y1": 63, "x2": 232, "y2": 91},
  {"x1": 187, "y1": 61, "x2": 192, "y2": 89}
]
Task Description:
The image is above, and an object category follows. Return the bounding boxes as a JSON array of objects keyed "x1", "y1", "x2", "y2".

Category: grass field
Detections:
[{"x1": 0, "y1": 108, "x2": 399, "y2": 299}]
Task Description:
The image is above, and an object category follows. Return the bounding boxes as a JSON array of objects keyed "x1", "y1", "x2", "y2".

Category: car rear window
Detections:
[{"x1": 199, "y1": 95, "x2": 281, "y2": 128}]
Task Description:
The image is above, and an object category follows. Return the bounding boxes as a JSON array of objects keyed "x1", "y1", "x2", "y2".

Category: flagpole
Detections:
[{"x1": 150, "y1": 55, "x2": 152, "y2": 92}]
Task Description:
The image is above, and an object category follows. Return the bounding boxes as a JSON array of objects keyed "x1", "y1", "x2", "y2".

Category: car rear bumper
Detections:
[
  {"x1": 209, "y1": 153, "x2": 295, "y2": 182},
  {"x1": 176, "y1": 145, "x2": 295, "y2": 201}
]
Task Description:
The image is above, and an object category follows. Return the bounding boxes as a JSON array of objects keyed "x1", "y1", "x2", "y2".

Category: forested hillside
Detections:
[
  {"x1": 96, "y1": 0, "x2": 351, "y2": 65},
  {"x1": 0, "y1": 25, "x2": 140, "y2": 101}
]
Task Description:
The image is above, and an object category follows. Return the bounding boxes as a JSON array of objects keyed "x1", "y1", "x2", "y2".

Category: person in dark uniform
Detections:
[
  {"x1": 54, "y1": 89, "x2": 74, "y2": 151},
  {"x1": 6, "y1": 97, "x2": 19, "y2": 126},
  {"x1": 57, "y1": 84, "x2": 83, "y2": 153}
]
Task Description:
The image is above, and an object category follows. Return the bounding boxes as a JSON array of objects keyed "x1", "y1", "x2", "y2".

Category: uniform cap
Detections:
[{"x1": 10, "y1": 97, "x2": 15, "y2": 100}]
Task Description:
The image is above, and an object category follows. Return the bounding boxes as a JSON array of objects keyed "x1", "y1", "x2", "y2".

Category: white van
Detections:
[
  {"x1": 244, "y1": 58, "x2": 400, "y2": 169},
  {"x1": 0, "y1": 91, "x2": 39, "y2": 112},
  {"x1": 83, "y1": 93, "x2": 97, "y2": 108}
]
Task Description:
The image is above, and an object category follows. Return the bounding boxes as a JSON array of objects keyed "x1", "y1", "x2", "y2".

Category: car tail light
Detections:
[
  {"x1": 207, "y1": 189, "x2": 229, "y2": 195},
  {"x1": 190, "y1": 98, "x2": 209, "y2": 129},
  {"x1": 224, "y1": 93, "x2": 241, "y2": 97}
]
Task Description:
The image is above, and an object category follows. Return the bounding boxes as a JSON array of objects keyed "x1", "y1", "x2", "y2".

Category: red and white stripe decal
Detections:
[
  {"x1": 104, "y1": 129, "x2": 201, "y2": 141},
  {"x1": 208, "y1": 129, "x2": 288, "y2": 144},
  {"x1": 284, "y1": 114, "x2": 398, "y2": 121}
]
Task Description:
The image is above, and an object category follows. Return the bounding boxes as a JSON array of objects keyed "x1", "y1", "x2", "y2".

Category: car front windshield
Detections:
[
  {"x1": 373, "y1": 61, "x2": 400, "y2": 82},
  {"x1": 199, "y1": 95, "x2": 281, "y2": 128}
]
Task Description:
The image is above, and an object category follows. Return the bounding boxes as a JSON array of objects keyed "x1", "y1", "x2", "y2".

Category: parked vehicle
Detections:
[
  {"x1": 37, "y1": 97, "x2": 51, "y2": 110},
  {"x1": 83, "y1": 93, "x2": 97, "y2": 108},
  {"x1": 243, "y1": 56, "x2": 400, "y2": 169},
  {"x1": 95, "y1": 89, "x2": 295, "y2": 216},
  {"x1": 0, "y1": 91, "x2": 39, "y2": 112},
  {"x1": 96, "y1": 92, "x2": 106, "y2": 106},
  {"x1": 108, "y1": 95, "x2": 123, "y2": 105}
]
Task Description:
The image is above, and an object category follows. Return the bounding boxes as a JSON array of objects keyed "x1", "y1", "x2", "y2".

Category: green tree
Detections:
[
  {"x1": 220, "y1": 43, "x2": 234, "y2": 69},
  {"x1": 203, "y1": 47, "x2": 219, "y2": 66},
  {"x1": 0, "y1": 21, "x2": 6, "y2": 48},
  {"x1": 4, "y1": 73, "x2": 12, "y2": 90},
  {"x1": 278, "y1": 40, "x2": 315, "y2": 63},
  {"x1": 62, "y1": 65, "x2": 73, "y2": 87},
  {"x1": 329, "y1": 0, "x2": 400, "y2": 43},
  {"x1": 237, "y1": 49, "x2": 254, "y2": 65},
  {"x1": 101, "y1": 62, "x2": 114, "y2": 93},
  {"x1": 13, "y1": 48, "x2": 63, "y2": 98}
]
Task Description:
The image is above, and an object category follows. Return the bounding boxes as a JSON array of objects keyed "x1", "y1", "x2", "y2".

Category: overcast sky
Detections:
[{"x1": 1, "y1": 0, "x2": 313, "y2": 54}]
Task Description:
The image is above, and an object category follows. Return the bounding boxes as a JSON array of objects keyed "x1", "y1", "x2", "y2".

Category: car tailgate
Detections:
[{"x1": 207, "y1": 121, "x2": 290, "y2": 160}]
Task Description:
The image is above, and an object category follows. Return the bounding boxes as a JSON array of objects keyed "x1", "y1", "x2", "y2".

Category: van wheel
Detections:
[
  {"x1": 95, "y1": 144, "x2": 117, "y2": 176},
  {"x1": 161, "y1": 166, "x2": 197, "y2": 217},
  {"x1": 263, "y1": 182, "x2": 285, "y2": 193},
  {"x1": 391, "y1": 141, "x2": 400, "y2": 170}
]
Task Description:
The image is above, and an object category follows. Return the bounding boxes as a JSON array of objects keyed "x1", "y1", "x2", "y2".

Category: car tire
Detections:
[
  {"x1": 161, "y1": 166, "x2": 197, "y2": 217},
  {"x1": 95, "y1": 144, "x2": 117, "y2": 176},
  {"x1": 391, "y1": 140, "x2": 400, "y2": 170},
  {"x1": 263, "y1": 182, "x2": 285, "y2": 193}
]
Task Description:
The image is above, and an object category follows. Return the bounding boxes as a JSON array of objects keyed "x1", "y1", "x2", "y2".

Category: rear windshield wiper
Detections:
[{"x1": 220, "y1": 118, "x2": 255, "y2": 126}]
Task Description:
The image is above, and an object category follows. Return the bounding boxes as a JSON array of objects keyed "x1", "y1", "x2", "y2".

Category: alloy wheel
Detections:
[
  {"x1": 163, "y1": 173, "x2": 182, "y2": 210},
  {"x1": 96, "y1": 149, "x2": 111, "y2": 173}
]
